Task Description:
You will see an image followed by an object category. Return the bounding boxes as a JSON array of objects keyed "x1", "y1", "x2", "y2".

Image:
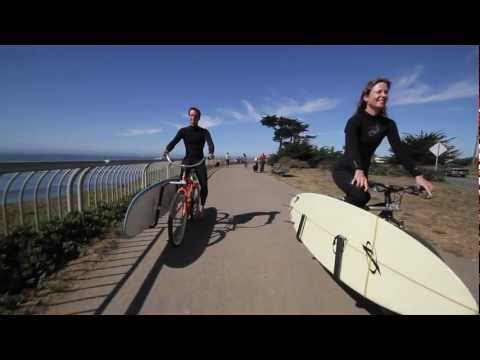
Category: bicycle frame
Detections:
[
  {"x1": 364, "y1": 182, "x2": 428, "y2": 228},
  {"x1": 366, "y1": 190, "x2": 400, "y2": 220},
  {"x1": 172, "y1": 171, "x2": 198, "y2": 217},
  {"x1": 165, "y1": 154, "x2": 204, "y2": 218}
]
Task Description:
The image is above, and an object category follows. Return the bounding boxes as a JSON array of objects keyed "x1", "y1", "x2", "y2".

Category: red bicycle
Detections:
[{"x1": 165, "y1": 154, "x2": 204, "y2": 247}]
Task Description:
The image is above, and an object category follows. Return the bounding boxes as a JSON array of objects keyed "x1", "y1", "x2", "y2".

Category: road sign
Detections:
[
  {"x1": 429, "y1": 143, "x2": 447, "y2": 157},
  {"x1": 429, "y1": 142, "x2": 447, "y2": 171}
]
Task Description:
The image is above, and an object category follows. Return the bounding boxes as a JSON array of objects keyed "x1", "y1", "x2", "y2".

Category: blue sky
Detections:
[{"x1": 0, "y1": 45, "x2": 477, "y2": 158}]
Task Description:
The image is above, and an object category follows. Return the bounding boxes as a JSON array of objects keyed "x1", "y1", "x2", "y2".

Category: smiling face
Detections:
[{"x1": 363, "y1": 82, "x2": 389, "y2": 115}]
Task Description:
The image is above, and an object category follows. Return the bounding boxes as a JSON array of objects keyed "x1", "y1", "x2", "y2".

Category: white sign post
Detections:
[{"x1": 429, "y1": 142, "x2": 447, "y2": 171}]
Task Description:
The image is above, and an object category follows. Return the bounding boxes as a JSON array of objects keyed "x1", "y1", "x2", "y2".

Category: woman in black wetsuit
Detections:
[{"x1": 332, "y1": 78, "x2": 434, "y2": 208}]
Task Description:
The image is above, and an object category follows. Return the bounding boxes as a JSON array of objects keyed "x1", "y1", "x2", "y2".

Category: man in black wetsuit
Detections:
[
  {"x1": 332, "y1": 78, "x2": 433, "y2": 208},
  {"x1": 164, "y1": 107, "x2": 215, "y2": 215}
]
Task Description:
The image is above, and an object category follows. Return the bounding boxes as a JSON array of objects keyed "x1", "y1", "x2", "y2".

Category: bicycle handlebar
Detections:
[
  {"x1": 164, "y1": 153, "x2": 206, "y2": 168},
  {"x1": 368, "y1": 181, "x2": 432, "y2": 199}
]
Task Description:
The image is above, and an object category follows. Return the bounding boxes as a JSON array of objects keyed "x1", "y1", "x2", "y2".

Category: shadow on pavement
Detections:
[
  {"x1": 124, "y1": 207, "x2": 229, "y2": 314},
  {"x1": 318, "y1": 262, "x2": 396, "y2": 315},
  {"x1": 124, "y1": 208, "x2": 283, "y2": 314},
  {"x1": 232, "y1": 211, "x2": 280, "y2": 229},
  {"x1": 163, "y1": 208, "x2": 229, "y2": 268}
]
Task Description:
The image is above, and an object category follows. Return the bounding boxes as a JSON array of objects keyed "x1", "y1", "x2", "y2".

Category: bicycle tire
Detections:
[
  {"x1": 168, "y1": 192, "x2": 187, "y2": 247},
  {"x1": 190, "y1": 185, "x2": 201, "y2": 221}
]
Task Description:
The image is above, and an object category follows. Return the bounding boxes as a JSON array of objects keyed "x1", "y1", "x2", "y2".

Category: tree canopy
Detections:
[
  {"x1": 261, "y1": 115, "x2": 315, "y2": 151},
  {"x1": 384, "y1": 130, "x2": 461, "y2": 165}
]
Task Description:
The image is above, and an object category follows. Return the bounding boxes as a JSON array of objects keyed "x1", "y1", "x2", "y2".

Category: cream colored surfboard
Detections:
[
  {"x1": 290, "y1": 193, "x2": 478, "y2": 315},
  {"x1": 122, "y1": 180, "x2": 177, "y2": 238}
]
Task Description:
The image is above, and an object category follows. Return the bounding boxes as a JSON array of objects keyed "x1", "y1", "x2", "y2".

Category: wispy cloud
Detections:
[
  {"x1": 118, "y1": 128, "x2": 163, "y2": 136},
  {"x1": 222, "y1": 109, "x2": 247, "y2": 121},
  {"x1": 275, "y1": 97, "x2": 339, "y2": 117},
  {"x1": 390, "y1": 66, "x2": 476, "y2": 105},
  {"x1": 200, "y1": 115, "x2": 223, "y2": 129},
  {"x1": 173, "y1": 114, "x2": 223, "y2": 129},
  {"x1": 220, "y1": 96, "x2": 339, "y2": 122},
  {"x1": 397, "y1": 65, "x2": 424, "y2": 88},
  {"x1": 220, "y1": 100, "x2": 261, "y2": 122},
  {"x1": 164, "y1": 119, "x2": 185, "y2": 130},
  {"x1": 243, "y1": 100, "x2": 262, "y2": 119}
]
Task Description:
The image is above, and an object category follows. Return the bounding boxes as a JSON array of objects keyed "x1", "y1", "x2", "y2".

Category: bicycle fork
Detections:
[{"x1": 377, "y1": 209, "x2": 404, "y2": 229}]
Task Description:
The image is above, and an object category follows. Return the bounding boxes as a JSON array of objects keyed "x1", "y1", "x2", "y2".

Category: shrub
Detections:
[
  {"x1": 0, "y1": 197, "x2": 132, "y2": 310},
  {"x1": 420, "y1": 168, "x2": 445, "y2": 182},
  {"x1": 290, "y1": 160, "x2": 310, "y2": 169},
  {"x1": 368, "y1": 164, "x2": 389, "y2": 176},
  {"x1": 369, "y1": 164, "x2": 445, "y2": 182},
  {"x1": 277, "y1": 142, "x2": 316, "y2": 162},
  {"x1": 314, "y1": 159, "x2": 337, "y2": 172},
  {"x1": 267, "y1": 154, "x2": 279, "y2": 166}
]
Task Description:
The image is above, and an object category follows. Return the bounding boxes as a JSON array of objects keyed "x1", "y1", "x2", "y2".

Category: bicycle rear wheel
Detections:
[{"x1": 168, "y1": 192, "x2": 187, "y2": 247}]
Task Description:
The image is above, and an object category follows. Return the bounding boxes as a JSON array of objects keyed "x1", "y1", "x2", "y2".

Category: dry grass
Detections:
[
  {"x1": 13, "y1": 233, "x2": 120, "y2": 315},
  {"x1": 270, "y1": 167, "x2": 478, "y2": 259}
]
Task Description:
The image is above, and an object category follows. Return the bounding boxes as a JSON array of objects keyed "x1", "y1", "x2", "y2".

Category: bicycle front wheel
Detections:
[
  {"x1": 189, "y1": 185, "x2": 201, "y2": 221},
  {"x1": 168, "y1": 192, "x2": 188, "y2": 247}
]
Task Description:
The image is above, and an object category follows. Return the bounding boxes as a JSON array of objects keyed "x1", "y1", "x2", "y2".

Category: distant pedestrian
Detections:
[
  {"x1": 243, "y1": 153, "x2": 248, "y2": 168},
  {"x1": 259, "y1": 152, "x2": 267, "y2": 172},
  {"x1": 225, "y1": 152, "x2": 230, "y2": 167},
  {"x1": 253, "y1": 156, "x2": 259, "y2": 172}
]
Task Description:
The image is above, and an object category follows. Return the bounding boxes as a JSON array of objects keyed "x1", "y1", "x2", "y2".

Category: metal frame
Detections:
[
  {"x1": 0, "y1": 158, "x2": 209, "y2": 236},
  {"x1": 33, "y1": 171, "x2": 50, "y2": 231},
  {"x1": 1, "y1": 173, "x2": 20, "y2": 236},
  {"x1": 0, "y1": 159, "x2": 171, "y2": 236}
]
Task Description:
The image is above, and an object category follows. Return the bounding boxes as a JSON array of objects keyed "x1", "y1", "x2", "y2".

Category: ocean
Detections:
[
  {"x1": 0, "y1": 152, "x2": 174, "y2": 204},
  {"x1": 0, "y1": 152, "x2": 159, "y2": 162}
]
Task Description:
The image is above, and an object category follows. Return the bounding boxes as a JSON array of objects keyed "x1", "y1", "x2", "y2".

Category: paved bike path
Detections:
[
  {"x1": 100, "y1": 165, "x2": 379, "y2": 314},
  {"x1": 41, "y1": 165, "x2": 478, "y2": 315}
]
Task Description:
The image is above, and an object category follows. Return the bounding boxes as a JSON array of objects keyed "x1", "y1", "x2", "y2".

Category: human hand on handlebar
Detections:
[
  {"x1": 208, "y1": 153, "x2": 215, "y2": 160},
  {"x1": 351, "y1": 169, "x2": 369, "y2": 192},
  {"x1": 415, "y1": 175, "x2": 433, "y2": 198}
]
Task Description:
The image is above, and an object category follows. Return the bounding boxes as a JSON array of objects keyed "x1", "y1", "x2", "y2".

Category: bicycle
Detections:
[
  {"x1": 165, "y1": 154, "x2": 204, "y2": 247},
  {"x1": 363, "y1": 181, "x2": 432, "y2": 229}
]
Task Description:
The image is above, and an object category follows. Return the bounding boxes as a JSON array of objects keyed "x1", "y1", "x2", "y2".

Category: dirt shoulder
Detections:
[{"x1": 269, "y1": 167, "x2": 478, "y2": 260}]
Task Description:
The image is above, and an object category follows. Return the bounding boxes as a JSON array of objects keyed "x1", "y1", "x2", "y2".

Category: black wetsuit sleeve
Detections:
[
  {"x1": 386, "y1": 121, "x2": 422, "y2": 177},
  {"x1": 205, "y1": 130, "x2": 214, "y2": 155},
  {"x1": 344, "y1": 116, "x2": 364, "y2": 170},
  {"x1": 165, "y1": 129, "x2": 183, "y2": 152}
]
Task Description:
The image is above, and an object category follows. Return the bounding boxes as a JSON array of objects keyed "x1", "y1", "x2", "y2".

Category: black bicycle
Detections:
[{"x1": 364, "y1": 181, "x2": 432, "y2": 229}]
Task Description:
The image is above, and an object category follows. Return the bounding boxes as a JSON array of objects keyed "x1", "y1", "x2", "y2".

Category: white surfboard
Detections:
[
  {"x1": 122, "y1": 180, "x2": 177, "y2": 238},
  {"x1": 290, "y1": 193, "x2": 479, "y2": 315}
]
